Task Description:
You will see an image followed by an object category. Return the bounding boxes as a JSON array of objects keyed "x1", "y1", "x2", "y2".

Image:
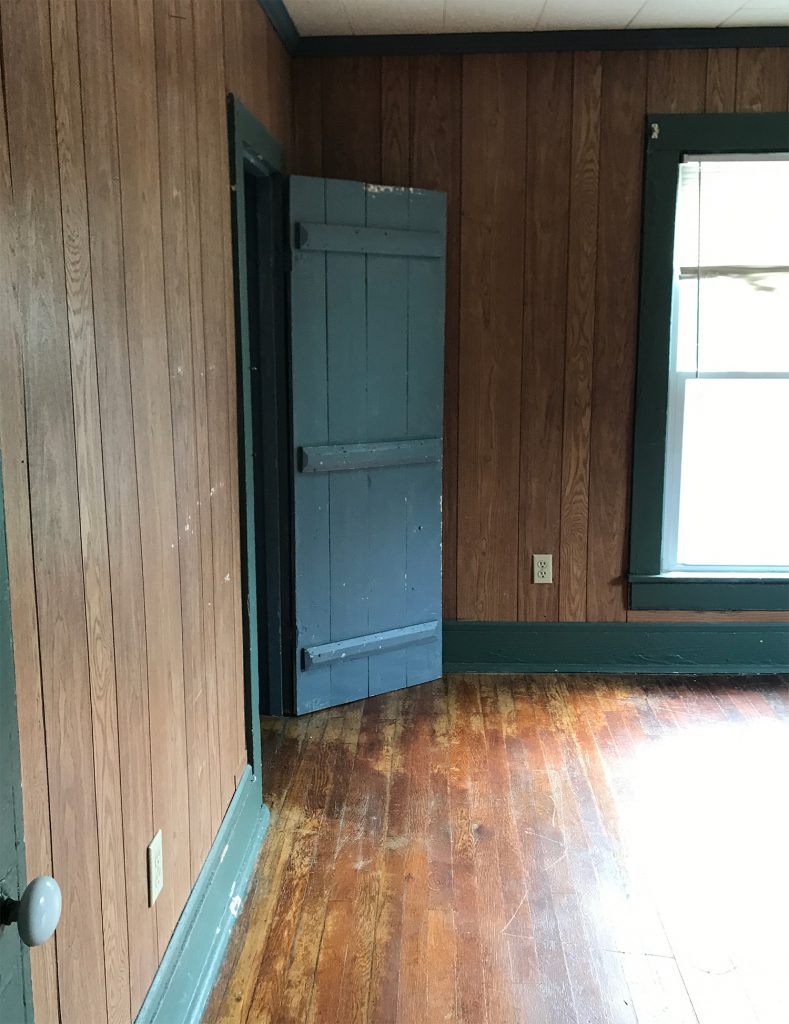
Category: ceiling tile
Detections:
[
  {"x1": 629, "y1": 0, "x2": 744, "y2": 26},
  {"x1": 343, "y1": 0, "x2": 446, "y2": 34},
  {"x1": 723, "y1": 7, "x2": 789, "y2": 24},
  {"x1": 286, "y1": 0, "x2": 355, "y2": 36},
  {"x1": 442, "y1": 0, "x2": 546, "y2": 32},
  {"x1": 537, "y1": 0, "x2": 643, "y2": 30}
]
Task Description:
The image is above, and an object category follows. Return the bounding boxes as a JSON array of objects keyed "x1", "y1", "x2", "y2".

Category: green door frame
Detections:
[{"x1": 0, "y1": 457, "x2": 34, "y2": 1022}]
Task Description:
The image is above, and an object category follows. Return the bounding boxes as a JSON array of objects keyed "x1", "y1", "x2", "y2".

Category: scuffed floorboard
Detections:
[{"x1": 203, "y1": 673, "x2": 789, "y2": 1024}]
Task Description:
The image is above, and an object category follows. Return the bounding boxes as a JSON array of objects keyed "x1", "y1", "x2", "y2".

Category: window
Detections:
[{"x1": 630, "y1": 114, "x2": 789, "y2": 611}]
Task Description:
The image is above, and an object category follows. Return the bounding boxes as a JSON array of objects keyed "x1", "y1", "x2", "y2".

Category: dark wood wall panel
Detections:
[
  {"x1": 519, "y1": 52, "x2": 573, "y2": 623},
  {"x1": 0, "y1": 1, "x2": 292, "y2": 1021},
  {"x1": 457, "y1": 54, "x2": 528, "y2": 621},
  {"x1": 558, "y1": 50, "x2": 601, "y2": 623},
  {"x1": 292, "y1": 42, "x2": 789, "y2": 624}
]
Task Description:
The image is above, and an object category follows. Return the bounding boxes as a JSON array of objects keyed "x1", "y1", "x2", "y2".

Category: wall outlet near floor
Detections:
[
  {"x1": 533, "y1": 554, "x2": 553, "y2": 584},
  {"x1": 147, "y1": 830, "x2": 163, "y2": 907}
]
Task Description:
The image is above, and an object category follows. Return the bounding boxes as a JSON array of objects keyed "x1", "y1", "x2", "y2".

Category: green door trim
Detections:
[
  {"x1": 629, "y1": 112, "x2": 789, "y2": 611},
  {"x1": 0, "y1": 457, "x2": 34, "y2": 1022}
]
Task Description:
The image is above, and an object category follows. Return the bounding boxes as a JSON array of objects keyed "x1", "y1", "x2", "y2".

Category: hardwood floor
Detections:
[{"x1": 204, "y1": 674, "x2": 789, "y2": 1024}]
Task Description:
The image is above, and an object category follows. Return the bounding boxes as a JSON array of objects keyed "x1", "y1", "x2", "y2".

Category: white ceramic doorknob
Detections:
[{"x1": 0, "y1": 876, "x2": 62, "y2": 947}]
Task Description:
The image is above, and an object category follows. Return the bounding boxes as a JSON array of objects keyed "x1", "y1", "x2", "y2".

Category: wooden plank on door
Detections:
[
  {"x1": 76, "y1": 0, "x2": 158, "y2": 1009},
  {"x1": 519, "y1": 51, "x2": 573, "y2": 624},
  {"x1": 587, "y1": 51, "x2": 647, "y2": 622},
  {"x1": 1, "y1": 1, "x2": 109, "y2": 1019},
  {"x1": 411, "y1": 56, "x2": 462, "y2": 622},
  {"x1": 0, "y1": 27, "x2": 58, "y2": 1022},
  {"x1": 290, "y1": 177, "x2": 332, "y2": 714},
  {"x1": 365, "y1": 185, "x2": 409, "y2": 696},
  {"x1": 559, "y1": 51, "x2": 602, "y2": 623},
  {"x1": 51, "y1": 1, "x2": 130, "y2": 1019},
  {"x1": 457, "y1": 54, "x2": 527, "y2": 621},
  {"x1": 326, "y1": 180, "x2": 370, "y2": 706},
  {"x1": 110, "y1": 0, "x2": 191, "y2": 950},
  {"x1": 406, "y1": 189, "x2": 446, "y2": 683},
  {"x1": 154, "y1": 0, "x2": 212, "y2": 882}
]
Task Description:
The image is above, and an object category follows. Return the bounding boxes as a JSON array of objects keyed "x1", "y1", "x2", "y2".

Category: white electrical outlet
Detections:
[
  {"x1": 533, "y1": 554, "x2": 553, "y2": 584},
  {"x1": 147, "y1": 830, "x2": 163, "y2": 907}
]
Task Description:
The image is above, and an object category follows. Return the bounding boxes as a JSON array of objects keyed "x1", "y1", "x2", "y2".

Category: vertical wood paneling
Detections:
[
  {"x1": 154, "y1": 0, "x2": 212, "y2": 882},
  {"x1": 411, "y1": 56, "x2": 462, "y2": 621},
  {"x1": 292, "y1": 57, "x2": 323, "y2": 176},
  {"x1": 3, "y1": 2, "x2": 292, "y2": 1021},
  {"x1": 381, "y1": 57, "x2": 411, "y2": 185},
  {"x1": 705, "y1": 49, "x2": 738, "y2": 111},
  {"x1": 0, "y1": 2, "x2": 109, "y2": 1020},
  {"x1": 110, "y1": 0, "x2": 191, "y2": 951},
  {"x1": 559, "y1": 51, "x2": 602, "y2": 623},
  {"x1": 0, "y1": 25, "x2": 59, "y2": 1022},
  {"x1": 193, "y1": 0, "x2": 241, "y2": 808},
  {"x1": 587, "y1": 51, "x2": 647, "y2": 622},
  {"x1": 457, "y1": 54, "x2": 528, "y2": 621},
  {"x1": 735, "y1": 47, "x2": 789, "y2": 110},
  {"x1": 519, "y1": 52, "x2": 573, "y2": 623},
  {"x1": 322, "y1": 57, "x2": 383, "y2": 183},
  {"x1": 50, "y1": 1, "x2": 130, "y2": 1019},
  {"x1": 76, "y1": 0, "x2": 159, "y2": 1008},
  {"x1": 647, "y1": 49, "x2": 708, "y2": 111}
]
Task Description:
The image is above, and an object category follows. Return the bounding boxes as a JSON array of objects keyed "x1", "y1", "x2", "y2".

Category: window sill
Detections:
[{"x1": 629, "y1": 574, "x2": 789, "y2": 611}]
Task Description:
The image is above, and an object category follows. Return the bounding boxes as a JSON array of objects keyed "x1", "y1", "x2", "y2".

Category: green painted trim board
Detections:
[
  {"x1": 443, "y1": 621, "x2": 789, "y2": 675},
  {"x1": 134, "y1": 767, "x2": 268, "y2": 1024},
  {"x1": 0, "y1": 458, "x2": 34, "y2": 1022}
]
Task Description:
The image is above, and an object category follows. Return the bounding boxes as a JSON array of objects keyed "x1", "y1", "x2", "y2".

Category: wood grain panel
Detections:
[
  {"x1": 735, "y1": 47, "x2": 789, "y2": 111},
  {"x1": 457, "y1": 54, "x2": 528, "y2": 621},
  {"x1": 76, "y1": 0, "x2": 159, "y2": 1008},
  {"x1": 587, "y1": 51, "x2": 647, "y2": 622},
  {"x1": 647, "y1": 49, "x2": 708, "y2": 111},
  {"x1": 410, "y1": 56, "x2": 462, "y2": 621},
  {"x1": 381, "y1": 57, "x2": 411, "y2": 185},
  {"x1": 110, "y1": 0, "x2": 191, "y2": 949},
  {"x1": 321, "y1": 57, "x2": 382, "y2": 183},
  {"x1": 267, "y1": 18, "x2": 292, "y2": 156},
  {"x1": 193, "y1": 0, "x2": 242, "y2": 808},
  {"x1": 292, "y1": 57, "x2": 323, "y2": 176},
  {"x1": 705, "y1": 49, "x2": 738, "y2": 112},
  {"x1": 0, "y1": 28, "x2": 59, "y2": 1023},
  {"x1": 154, "y1": 0, "x2": 213, "y2": 882},
  {"x1": 1, "y1": 1, "x2": 108, "y2": 1019},
  {"x1": 50, "y1": 1, "x2": 130, "y2": 1019},
  {"x1": 519, "y1": 52, "x2": 573, "y2": 623},
  {"x1": 559, "y1": 51, "x2": 602, "y2": 623}
]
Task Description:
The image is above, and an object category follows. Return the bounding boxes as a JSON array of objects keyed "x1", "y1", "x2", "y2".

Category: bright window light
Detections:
[{"x1": 663, "y1": 156, "x2": 789, "y2": 573}]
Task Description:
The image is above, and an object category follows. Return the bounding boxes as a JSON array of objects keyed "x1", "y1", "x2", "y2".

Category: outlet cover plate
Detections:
[
  {"x1": 147, "y1": 830, "x2": 163, "y2": 907},
  {"x1": 533, "y1": 554, "x2": 553, "y2": 584}
]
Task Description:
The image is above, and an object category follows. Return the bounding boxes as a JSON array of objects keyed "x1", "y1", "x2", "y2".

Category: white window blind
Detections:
[{"x1": 663, "y1": 157, "x2": 789, "y2": 572}]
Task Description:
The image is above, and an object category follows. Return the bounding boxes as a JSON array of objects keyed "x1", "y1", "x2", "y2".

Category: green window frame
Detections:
[{"x1": 629, "y1": 112, "x2": 789, "y2": 612}]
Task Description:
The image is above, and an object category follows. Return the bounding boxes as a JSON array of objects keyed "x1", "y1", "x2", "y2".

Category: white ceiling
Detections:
[{"x1": 284, "y1": 0, "x2": 789, "y2": 36}]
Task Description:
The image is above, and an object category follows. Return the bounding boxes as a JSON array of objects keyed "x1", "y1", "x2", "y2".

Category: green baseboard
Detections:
[
  {"x1": 135, "y1": 766, "x2": 268, "y2": 1024},
  {"x1": 443, "y1": 621, "x2": 789, "y2": 675}
]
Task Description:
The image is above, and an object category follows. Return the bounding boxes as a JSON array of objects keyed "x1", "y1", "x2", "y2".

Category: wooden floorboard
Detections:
[{"x1": 204, "y1": 674, "x2": 789, "y2": 1024}]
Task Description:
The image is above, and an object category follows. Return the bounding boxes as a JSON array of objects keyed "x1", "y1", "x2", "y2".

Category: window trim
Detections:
[{"x1": 629, "y1": 112, "x2": 789, "y2": 612}]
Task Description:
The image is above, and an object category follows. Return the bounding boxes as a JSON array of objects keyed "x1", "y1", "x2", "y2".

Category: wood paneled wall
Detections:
[
  {"x1": 293, "y1": 46, "x2": 789, "y2": 625},
  {"x1": 0, "y1": 2, "x2": 291, "y2": 1021}
]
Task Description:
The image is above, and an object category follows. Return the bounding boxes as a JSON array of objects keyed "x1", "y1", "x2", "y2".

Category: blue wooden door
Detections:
[{"x1": 289, "y1": 178, "x2": 446, "y2": 714}]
